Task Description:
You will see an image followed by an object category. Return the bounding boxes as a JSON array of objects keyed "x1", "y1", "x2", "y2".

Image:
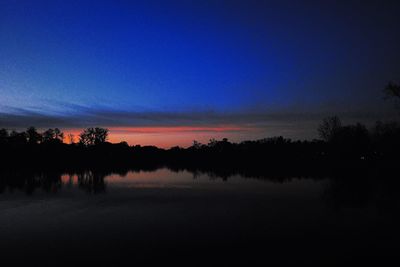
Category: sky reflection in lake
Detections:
[{"x1": 0, "y1": 168, "x2": 398, "y2": 266}]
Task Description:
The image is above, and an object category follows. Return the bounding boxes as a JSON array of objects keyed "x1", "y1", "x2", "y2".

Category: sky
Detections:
[{"x1": 1, "y1": 0, "x2": 400, "y2": 147}]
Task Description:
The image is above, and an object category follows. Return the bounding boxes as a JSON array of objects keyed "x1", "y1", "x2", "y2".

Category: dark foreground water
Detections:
[{"x1": 0, "y1": 168, "x2": 399, "y2": 266}]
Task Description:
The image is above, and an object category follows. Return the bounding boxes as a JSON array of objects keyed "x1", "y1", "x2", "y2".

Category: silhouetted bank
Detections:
[{"x1": 0, "y1": 119, "x2": 399, "y2": 173}]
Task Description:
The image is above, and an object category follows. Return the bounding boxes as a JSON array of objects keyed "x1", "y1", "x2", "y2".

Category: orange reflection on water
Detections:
[
  {"x1": 61, "y1": 174, "x2": 79, "y2": 185},
  {"x1": 106, "y1": 169, "x2": 195, "y2": 188}
]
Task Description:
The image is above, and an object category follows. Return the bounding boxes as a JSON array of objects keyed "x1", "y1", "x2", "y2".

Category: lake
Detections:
[{"x1": 0, "y1": 168, "x2": 398, "y2": 266}]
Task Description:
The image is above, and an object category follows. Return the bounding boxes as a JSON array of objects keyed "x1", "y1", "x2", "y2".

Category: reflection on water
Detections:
[
  {"x1": 0, "y1": 167, "x2": 399, "y2": 266},
  {"x1": 1, "y1": 166, "x2": 399, "y2": 218},
  {"x1": 1, "y1": 167, "x2": 399, "y2": 212},
  {"x1": 3, "y1": 167, "x2": 318, "y2": 194}
]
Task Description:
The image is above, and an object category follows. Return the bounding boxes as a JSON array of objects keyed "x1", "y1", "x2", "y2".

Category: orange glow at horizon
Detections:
[{"x1": 63, "y1": 125, "x2": 261, "y2": 148}]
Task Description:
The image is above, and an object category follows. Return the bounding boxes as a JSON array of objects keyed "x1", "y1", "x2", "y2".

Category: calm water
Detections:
[{"x1": 0, "y1": 168, "x2": 398, "y2": 266}]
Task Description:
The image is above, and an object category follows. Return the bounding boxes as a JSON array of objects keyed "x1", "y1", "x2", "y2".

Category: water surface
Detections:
[{"x1": 0, "y1": 168, "x2": 398, "y2": 266}]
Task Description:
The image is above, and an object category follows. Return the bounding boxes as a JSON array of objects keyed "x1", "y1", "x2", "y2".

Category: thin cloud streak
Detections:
[{"x1": 0, "y1": 106, "x2": 389, "y2": 128}]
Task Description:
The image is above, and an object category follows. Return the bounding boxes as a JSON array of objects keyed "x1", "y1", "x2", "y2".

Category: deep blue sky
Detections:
[{"x1": 1, "y1": 0, "x2": 400, "y2": 146}]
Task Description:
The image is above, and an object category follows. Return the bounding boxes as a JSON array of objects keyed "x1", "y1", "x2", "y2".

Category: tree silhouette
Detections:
[
  {"x1": 54, "y1": 128, "x2": 64, "y2": 142},
  {"x1": 79, "y1": 127, "x2": 109, "y2": 146},
  {"x1": 42, "y1": 128, "x2": 55, "y2": 143},
  {"x1": 384, "y1": 81, "x2": 400, "y2": 100},
  {"x1": 26, "y1": 127, "x2": 42, "y2": 144},
  {"x1": 318, "y1": 116, "x2": 342, "y2": 142},
  {"x1": 384, "y1": 81, "x2": 400, "y2": 112},
  {"x1": 42, "y1": 128, "x2": 64, "y2": 143}
]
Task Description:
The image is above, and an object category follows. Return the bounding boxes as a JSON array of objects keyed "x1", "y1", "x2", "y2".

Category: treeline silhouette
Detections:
[{"x1": 0, "y1": 117, "x2": 399, "y2": 171}]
